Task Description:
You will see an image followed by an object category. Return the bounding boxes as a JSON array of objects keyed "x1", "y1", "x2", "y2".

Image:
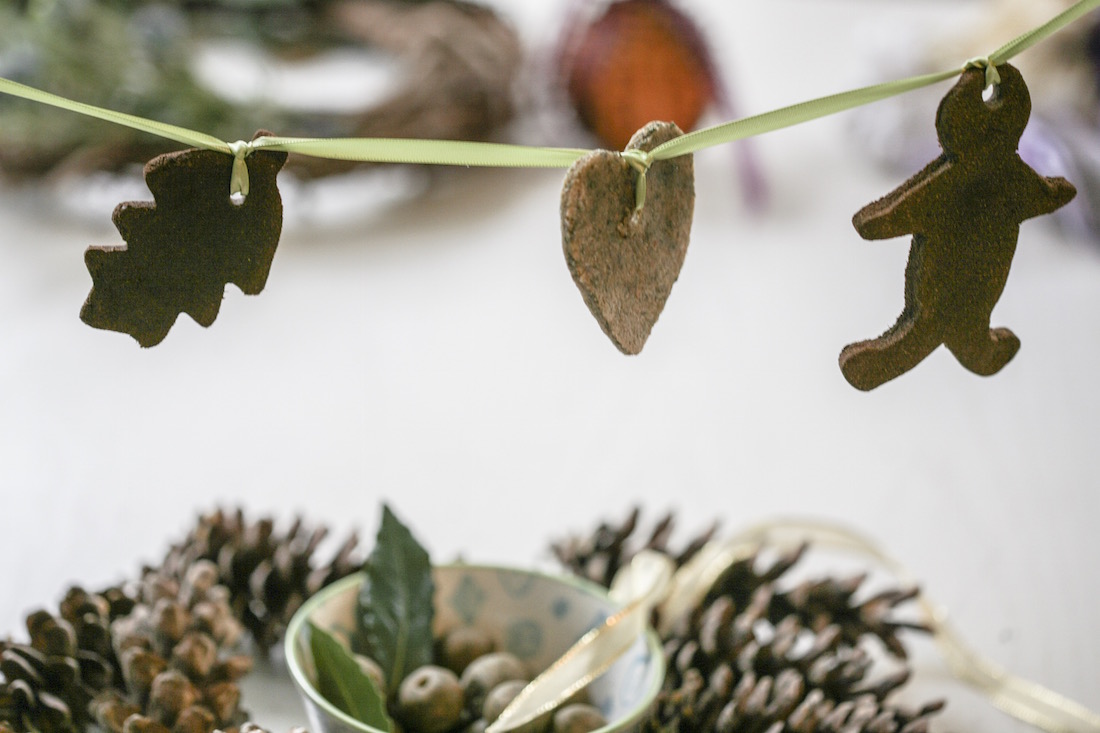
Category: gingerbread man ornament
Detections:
[{"x1": 840, "y1": 63, "x2": 1076, "y2": 391}]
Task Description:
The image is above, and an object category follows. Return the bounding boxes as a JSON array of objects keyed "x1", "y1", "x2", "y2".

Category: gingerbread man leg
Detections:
[
  {"x1": 839, "y1": 316, "x2": 942, "y2": 391},
  {"x1": 944, "y1": 324, "x2": 1020, "y2": 376}
]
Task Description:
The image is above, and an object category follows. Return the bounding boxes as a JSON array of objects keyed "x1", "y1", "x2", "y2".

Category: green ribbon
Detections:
[
  {"x1": 1, "y1": 0, "x2": 1098, "y2": 197},
  {"x1": 0, "y1": 77, "x2": 231, "y2": 152},
  {"x1": 648, "y1": 0, "x2": 1100, "y2": 164}
]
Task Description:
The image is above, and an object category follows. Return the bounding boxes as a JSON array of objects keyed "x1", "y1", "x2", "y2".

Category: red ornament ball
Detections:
[{"x1": 562, "y1": 0, "x2": 718, "y2": 150}]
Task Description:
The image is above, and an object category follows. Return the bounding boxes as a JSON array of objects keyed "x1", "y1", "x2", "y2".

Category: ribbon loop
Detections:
[
  {"x1": 621, "y1": 148, "x2": 654, "y2": 212},
  {"x1": 965, "y1": 56, "x2": 1002, "y2": 89},
  {"x1": 227, "y1": 139, "x2": 253, "y2": 199}
]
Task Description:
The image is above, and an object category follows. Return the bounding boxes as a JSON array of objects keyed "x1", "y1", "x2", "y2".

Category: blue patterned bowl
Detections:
[{"x1": 285, "y1": 564, "x2": 664, "y2": 733}]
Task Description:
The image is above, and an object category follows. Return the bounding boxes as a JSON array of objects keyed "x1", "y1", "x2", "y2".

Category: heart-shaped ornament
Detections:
[{"x1": 560, "y1": 120, "x2": 695, "y2": 354}]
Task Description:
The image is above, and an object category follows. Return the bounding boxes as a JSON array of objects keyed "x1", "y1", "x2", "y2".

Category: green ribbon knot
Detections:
[
  {"x1": 964, "y1": 57, "x2": 1001, "y2": 89},
  {"x1": 227, "y1": 140, "x2": 254, "y2": 198},
  {"x1": 621, "y1": 148, "x2": 654, "y2": 212}
]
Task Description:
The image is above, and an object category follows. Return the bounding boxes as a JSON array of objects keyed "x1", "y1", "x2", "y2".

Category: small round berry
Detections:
[
  {"x1": 440, "y1": 627, "x2": 496, "y2": 675},
  {"x1": 552, "y1": 704, "x2": 606, "y2": 733},
  {"x1": 396, "y1": 665, "x2": 464, "y2": 733},
  {"x1": 481, "y1": 679, "x2": 525, "y2": 724},
  {"x1": 482, "y1": 680, "x2": 551, "y2": 733},
  {"x1": 459, "y1": 652, "x2": 527, "y2": 713}
]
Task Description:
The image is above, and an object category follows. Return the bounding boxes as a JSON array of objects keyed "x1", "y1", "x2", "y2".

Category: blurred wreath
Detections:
[{"x1": 0, "y1": 0, "x2": 522, "y2": 179}]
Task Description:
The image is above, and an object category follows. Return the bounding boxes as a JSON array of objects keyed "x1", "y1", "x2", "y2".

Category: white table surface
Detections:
[{"x1": 2, "y1": 1, "x2": 1098, "y2": 732}]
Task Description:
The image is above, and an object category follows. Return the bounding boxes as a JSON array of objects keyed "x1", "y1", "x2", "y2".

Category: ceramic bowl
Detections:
[{"x1": 285, "y1": 564, "x2": 664, "y2": 733}]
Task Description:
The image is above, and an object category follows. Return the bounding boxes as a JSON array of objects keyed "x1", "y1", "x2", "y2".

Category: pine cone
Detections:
[
  {"x1": 0, "y1": 584, "x2": 137, "y2": 733},
  {"x1": 160, "y1": 510, "x2": 361, "y2": 650},
  {"x1": 0, "y1": 509, "x2": 358, "y2": 733},
  {"x1": 107, "y1": 714, "x2": 306, "y2": 733},
  {"x1": 86, "y1": 559, "x2": 253, "y2": 733},
  {"x1": 711, "y1": 672, "x2": 943, "y2": 733},
  {"x1": 659, "y1": 607, "x2": 941, "y2": 733},
  {"x1": 0, "y1": 550, "x2": 247, "y2": 733},
  {"x1": 551, "y1": 507, "x2": 718, "y2": 587},
  {"x1": 551, "y1": 509, "x2": 944, "y2": 733},
  {"x1": 768, "y1": 578, "x2": 928, "y2": 659}
]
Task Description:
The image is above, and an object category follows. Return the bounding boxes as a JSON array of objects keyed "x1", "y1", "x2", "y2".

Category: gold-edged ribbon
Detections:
[
  {"x1": 485, "y1": 551, "x2": 673, "y2": 733},
  {"x1": 729, "y1": 521, "x2": 1100, "y2": 733},
  {"x1": 490, "y1": 520, "x2": 1099, "y2": 733}
]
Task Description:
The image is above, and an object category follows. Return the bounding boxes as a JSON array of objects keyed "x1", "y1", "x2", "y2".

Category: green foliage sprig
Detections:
[
  {"x1": 309, "y1": 622, "x2": 395, "y2": 732},
  {"x1": 308, "y1": 504, "x2": 434, "y2": 729},
  {"x1": 354, "y1": 504, "x2": 436, "y2": 697}
]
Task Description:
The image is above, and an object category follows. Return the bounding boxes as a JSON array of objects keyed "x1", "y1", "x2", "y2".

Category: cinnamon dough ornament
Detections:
[
  {"x1": 840, "y1": 64, "x2": 1075, "y2": 391},
  {"x1": 560, "y1": 121, "x2": 694, "y2": 354},
  {"x1": 81, "y1": 132, "x2": 287, "y2": 347}
]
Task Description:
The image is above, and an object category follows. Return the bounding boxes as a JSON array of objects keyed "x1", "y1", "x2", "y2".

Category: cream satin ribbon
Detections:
[
  {"x1": 486, "y1": 551, "x2": 674, "y2": 733},
  {"x1": 489, "y1": 520, "x2": 1099, "y2": 733},
  {"x1": 726, "y1": 521, "x2": 1100, "y2": 733}
]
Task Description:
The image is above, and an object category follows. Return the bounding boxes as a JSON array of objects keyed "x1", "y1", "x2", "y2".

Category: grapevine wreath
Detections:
[{"x1": 0, "y1": 0, "x2": 521, "y2": 179}]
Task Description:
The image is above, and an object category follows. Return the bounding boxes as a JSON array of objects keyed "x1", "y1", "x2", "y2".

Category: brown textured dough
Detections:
[
  {"x1": 560, "y1": 121, "x2": 695, "y2": 355},
  {"x1": 81, "y1": 131, "x2": 288, "y2": 347},
  {"x1": 840, "y1": 64, "x2": 1076, "y2": 391}
]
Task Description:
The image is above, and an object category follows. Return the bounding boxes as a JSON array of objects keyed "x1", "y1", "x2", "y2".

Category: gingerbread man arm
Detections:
[
  {"x1": 1048, "y1": 176, "x2": 1078, "y2": 210},
  {"x1": 852, "y1": 157, "x2": 949, "y2": 241},
  {"x1": 1009, "y1": 166, "x2": 1076, "y2": 222}
]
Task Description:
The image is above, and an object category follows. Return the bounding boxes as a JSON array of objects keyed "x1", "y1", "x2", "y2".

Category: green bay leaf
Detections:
[
  {"x1": 357, "y1": 504, "x2": 435, "y2": 694},
  {"x1": 309, "y1": 622, "x2": 394, "y2": 732}
]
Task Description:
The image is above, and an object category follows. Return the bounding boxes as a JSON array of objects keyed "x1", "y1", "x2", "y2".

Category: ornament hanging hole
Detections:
[
  {"x1": 982, "y1": 83, "x2": 1000, "y2": 105},
  {"x1": 230, "y1": 191, "x2": 246, "y2": 207}
]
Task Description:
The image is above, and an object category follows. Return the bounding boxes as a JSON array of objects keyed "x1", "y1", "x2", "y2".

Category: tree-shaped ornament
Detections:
[
  {"x1": 80, "y1": 132, "x2": 288, "y2": 346},
  {"x1": 840, "y1": 63, "x2": 1076, "y2": 390}
]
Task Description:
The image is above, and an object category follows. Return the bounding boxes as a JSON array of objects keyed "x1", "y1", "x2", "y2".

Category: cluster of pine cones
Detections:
[
  {"x1": 1, "y1": 506, "x2": 945, "y2": 733},
  {"x1": 0, "y1": 509, "x2": 360, "y2": 733},
  {"x1": 552, "y1": 508, "x2": 944, "y2": 733}
]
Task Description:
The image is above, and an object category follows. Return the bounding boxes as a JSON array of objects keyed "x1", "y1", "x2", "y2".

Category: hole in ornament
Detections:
[
  {"x1": 982, "y1": 83, "x2": 1000, "y2": 105},
  {"x1": 230, "y1": 191, "x2": 246, "y2": 206}
]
